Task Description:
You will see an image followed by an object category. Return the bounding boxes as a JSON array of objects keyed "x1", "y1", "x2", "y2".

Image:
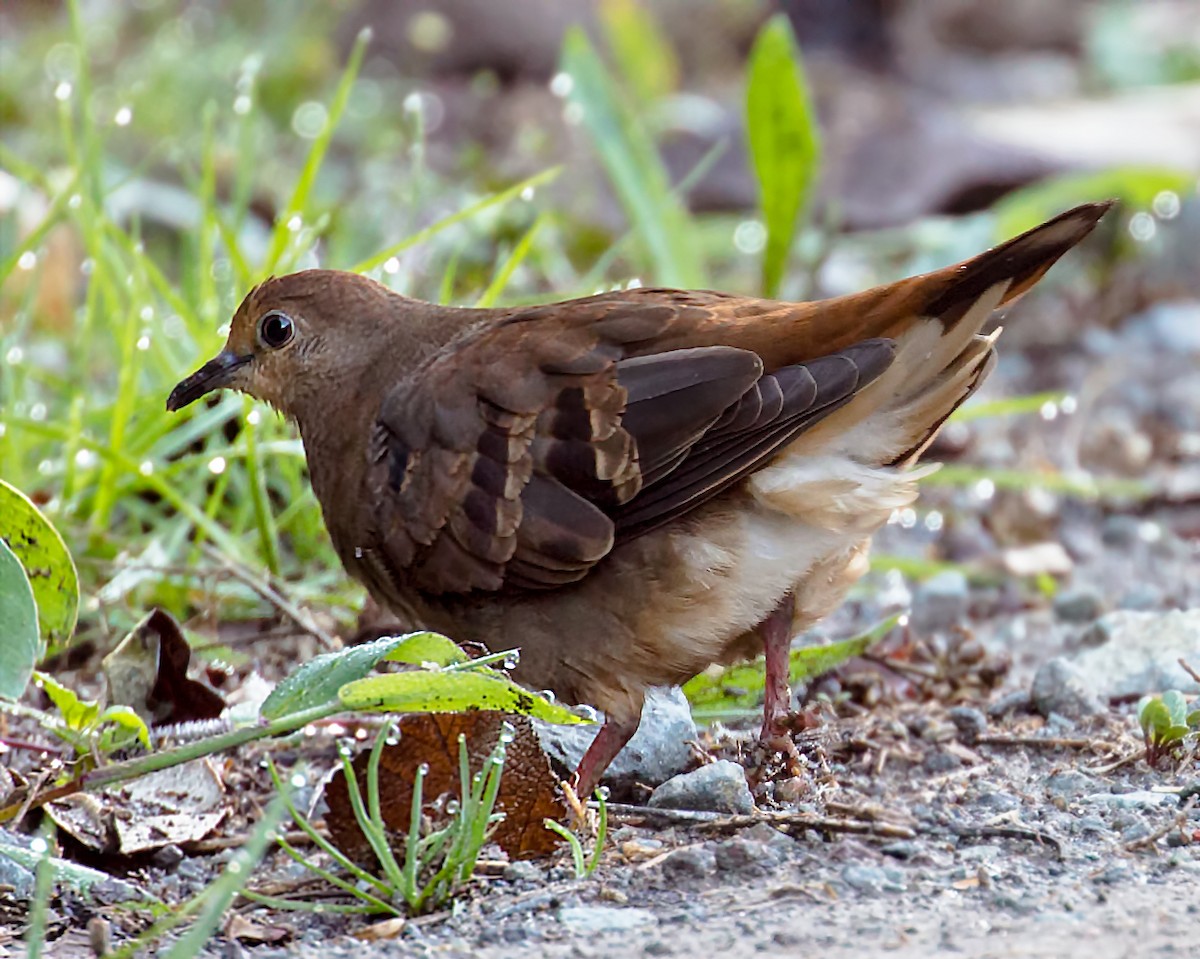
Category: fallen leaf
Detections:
[
  {"x1": 224, "y1": 913, "x2": 292, "y2": 945},
  {"x1": 352, "y1": 916, "x2": 407, "y2": 942},
  {"x1": 102, "y1": 608, "x2": 225, "y2": 726},
  {"x1": 326, "y1": 712, "x2": 565, "y2": 862}
]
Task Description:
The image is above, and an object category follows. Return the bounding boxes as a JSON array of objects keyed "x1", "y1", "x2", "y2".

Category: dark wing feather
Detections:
[{"x1": 363, "y1": 296, "x2": 897, "y2": 596}]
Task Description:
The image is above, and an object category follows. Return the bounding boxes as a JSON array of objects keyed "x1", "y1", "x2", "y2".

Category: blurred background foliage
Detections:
[{"x1": 1, "y1": 0, "x2": 1197, "y2": 655}]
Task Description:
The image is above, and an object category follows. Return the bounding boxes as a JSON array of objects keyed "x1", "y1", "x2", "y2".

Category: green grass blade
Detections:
[
  {"x1": 746, "y1": 14, "x2": 821, "y2": 298},
  {"x1": 561, "y1": 28, "x2": 704, "y2": 287}
]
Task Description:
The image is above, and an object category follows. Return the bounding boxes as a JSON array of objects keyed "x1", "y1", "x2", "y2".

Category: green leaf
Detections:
[
  {"x1": 383, "y1": 631, "x2": 469, "y2": 668},
  {"x1": 1138, "y1": 694, "x2": 1190, "y2": 745},
  {"x1": 339, "y1": 670, "x2": 585, "y2": 724},
  {"x1": 0, "y1": 480, "x2": 79, "y2": 653},
  {"x1": 35, "y1": 671, "x2": 101, "y2": 730},
  {"x1": 96, "y1": 705, "x2": 152, "y2": 752},
  {"x1": 598, "y1": 0, "x2": 680, "y2": 103},
  {"x1": 562, "y1": 28, "x2": 703, "y2": 287},
  {"x1": 0, "y1": 538, "x2": 39, "y2": 701},
  {"x1": 1161, "y1": 689, "x2": 1189, "y2": 727},
  {"x1": 790, "y1": 615, "x2": 901, "y2": 682},
  {"x1": 745, "y1": 14, "x2": 820, "y2": 298},
  {"x1": 261, "y1": 633, "x2": 437, "y2": 720},
  {"x1": 685, "y1": 615, "x2": 899, "y2": 715},
  {"x1": 0, "y1": 837, "x2": 156, "y2": 903}
]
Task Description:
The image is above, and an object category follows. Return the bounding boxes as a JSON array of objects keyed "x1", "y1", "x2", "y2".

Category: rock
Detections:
[
  {"x1": 648, "y1": 761, "x2": 754, "y2": 815},
  {"x1": 1071, "y1": 610, "x2": 1200, "y2": 698},
  {"x1": 502, "y1": 861, "x2": 544, "y2": 882},
  {"x1": 880, "y1": 840, "x2": 922, "y2": 860},
  {"x1": 1045, "y1": 771, "x2": 1096, "y2": 801},
  {"x1": 910, "y1": 570, "x2": 970, "y2": 634},
  {"x1": 1053, "y1": 586, "x2": 1104, "y2": 623},
  {"x1": 1082, "y1": 791, "x2": 1182, "y2": 810},
  {"x1": 947, "y1": 705, "x2": 988, "y2": 743},
  {"x1": 1030, "y1": 656, "x2": 1105, "y2": 719},
  {"x1": 534, "y1": 686, "x2": 697, "y2": 787},
  {"x1": 840, "y1": 864, "x2": 905, "y2": 894},
  {"x1": 713, "y1": 837, "x2": 782, "y2": 875},
  {"x1": 558, "y1": 906, "x2": 658, "y2": 934},
  {"x1": 661, "y1": 846, "x2": 718, "y2": 880},
  {"x1": 987, "y1": 689, "x2": 1031, "y2": 718}
]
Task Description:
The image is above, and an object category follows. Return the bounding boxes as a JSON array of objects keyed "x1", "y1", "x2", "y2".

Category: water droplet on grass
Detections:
[
  {"x1": 207, "y1": 456, "x2": 226, "y2": 475},
  {"x1": 17, "y1": 251, "x2": 36, "y2": 271},
  {"x1": 114, "y1": 106, "x2": 132, "y2": 126}
]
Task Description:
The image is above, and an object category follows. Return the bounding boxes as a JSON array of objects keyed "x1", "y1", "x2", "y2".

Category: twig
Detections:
[
  {"x1": 1124, "y1": 796, "x2": 1197, "y2": 852},
  {"x1": 943, "y1": 824, "x2": 1065, "y2": 861},
  {"x1": 974, "y1": 734, "x2": 1115, "y2": 751},
  {"x1": 201, "y1": 544, "x2": 338, "y2": 649},
  {"x1": 1087, "y1": 748, "x2": 1146, "y2": 775},
  {"x1": 605, "y1": 803, "x2": 916, "y2": 840},
  {"x1": 1178, "y1": 658, "x2": 1200, "y2": 686}
]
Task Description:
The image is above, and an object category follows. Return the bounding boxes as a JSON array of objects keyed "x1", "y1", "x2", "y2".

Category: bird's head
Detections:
[{"x1": 166, "y1": 270, "x2": 402, "y2": 422}]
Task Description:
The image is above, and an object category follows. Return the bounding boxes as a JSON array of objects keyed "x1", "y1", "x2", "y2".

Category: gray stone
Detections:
[
  {"x1": 661, "y1": 846, "x2": 717, "y2": 880},
  {"x1": 880, "y1": 840, "x2": 922, "y2": 860},
  {"x1": 840, "y1": 864, "x2": 905, "y2": 894},
  {"x1": 502, "y1": 860, "x2": 544, "y2": 882},
  {"x1": 1071, "y1": 610, "x2": 1200, "y2": 698},
  {"x1": 534, "y1": 686, "x2": 696, "y2": 787},
  {"x1": 1053, "y1": 586, "x2": 1104, "y2": 623},
  {"x1": 1030, "y1": 656, "x2": 1105, "y2": 719},
  {"x1": 1045, "y1": 771, "x2": 1096, "y2": 800},
  {"x1": 647, "y1": 760, "x2": 754, "y2": 815},
  {"x1": 1083, "y1": 790, "x2": 1181, "y2": 810},
  {"x1": 558, "y1": 906, "x2": 657, "y2": 934},
  {"x1": 947, "y1": 705, "x2": 988, "y2": 742},
  {"x1": 910, "y1": 570, "x2": 970, "y2": 635},
  {"x1": 713, "y1": 837, "x2": 781, "y2": 875}
]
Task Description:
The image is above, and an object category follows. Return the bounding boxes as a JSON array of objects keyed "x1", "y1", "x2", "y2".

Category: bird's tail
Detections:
[{"x1": 789, "y1": 200, "x2": 1112, "y2": 468}]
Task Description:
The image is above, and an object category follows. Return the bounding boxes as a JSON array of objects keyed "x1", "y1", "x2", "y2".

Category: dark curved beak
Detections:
[{"x1": 166, "y1": 351, "x2": 251, "y2": 411}]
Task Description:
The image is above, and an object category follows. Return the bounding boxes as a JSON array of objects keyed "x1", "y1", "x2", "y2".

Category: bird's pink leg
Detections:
[
  {"x1": 760, "y1": 592, "x2": 797, "y2": 739},
  {"x1": 573, "y1": 714, "x2": 640, "y2": 798}
]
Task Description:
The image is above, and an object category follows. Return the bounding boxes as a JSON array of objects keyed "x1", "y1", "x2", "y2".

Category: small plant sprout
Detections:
[{"x1": 1137, "y1": 689, "x2": 1200, "y2": 768}]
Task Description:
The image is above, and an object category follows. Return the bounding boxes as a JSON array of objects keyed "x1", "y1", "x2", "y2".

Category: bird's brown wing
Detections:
[
  {"x1": 364, "y1": 294, "x2": 895, "y2": 594},
  {"x1": 363, "y1": 201, "x2": 1112, "y2": 595}
]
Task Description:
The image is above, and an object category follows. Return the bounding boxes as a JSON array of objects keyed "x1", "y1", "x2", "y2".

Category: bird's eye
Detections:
[{"x1": 257, "y1": 311, "x2": 295, "y2": 349}]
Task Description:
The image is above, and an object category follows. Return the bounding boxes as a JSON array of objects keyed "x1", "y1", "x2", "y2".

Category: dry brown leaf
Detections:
[
  {"x1": 325, "y1": 711, "x2": 565, "y2": 862},
  {"x1": 352, "y1": 916, "x2": 408, "y2": 942},
  {"x1": 102, "y1": 608, "x2": 225, "y2": 726}
]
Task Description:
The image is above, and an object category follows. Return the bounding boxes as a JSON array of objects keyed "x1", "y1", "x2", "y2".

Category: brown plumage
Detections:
[{"x1": 168, "y1": 201, "x2": 1111, "y2": 793}]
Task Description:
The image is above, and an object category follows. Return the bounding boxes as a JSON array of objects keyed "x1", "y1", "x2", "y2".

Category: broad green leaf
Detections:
[
  {"x1": 992, "y1": 167, "x2": 1195, "y2": 239},
  {"x1": 746, "y1": 14, "x2": 820, "y2": 298},
  {"x1": 0, "y1": 837, "x2": 156, "y2": 902},
  {"x1": 96, "y1": 705, "x2": 152, "y2": 751},
  {"x1": 1138, "y1": 695, "x2": 1189, "y2": 744},
  {"x1": 340, "y1": 670, "x2": 585, "y2": 724},
  {"x1": 261, "y1": 633, "x2": 434, "y2": 720},
  {"x1": 562, "y1": 28, "x2": 704, "y2": 288},
  {"x1": 383, "y1": 631, "x2": 469, "y2": 668},
  {"x1": 685, "y1": 615, "x2": 899, "y2": 715},
  {"x1": 790, "y1": 615, "x2": 901, "y2": 682},
  {"x1": 0, "y1": 539, "x2": 39, "y2": 701},
  {"x1": 0, "y1": 480, "x2": 79, "y2": 652},
  {"x1": 35, "y1": 671, "x2": 101, "y2": 730},
  {"x1": 1160, "y1": 689, "x2": 1189, "y2": 726}
]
